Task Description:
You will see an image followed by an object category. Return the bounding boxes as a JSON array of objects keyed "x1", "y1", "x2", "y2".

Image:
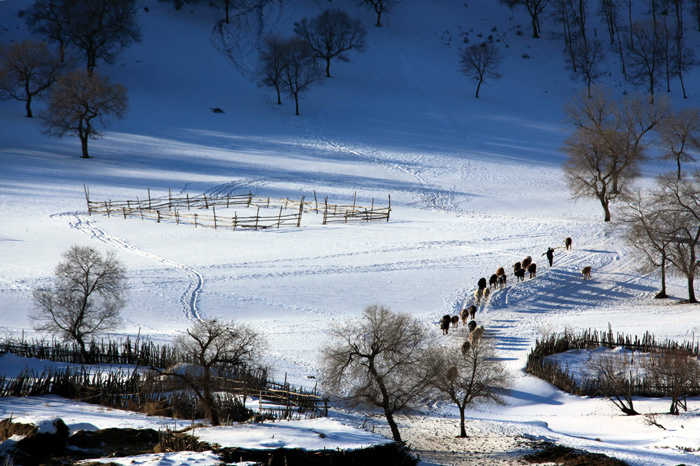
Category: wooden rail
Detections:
[{"x1": 84, "y1": 187, "x2": 391, "y2": 230}]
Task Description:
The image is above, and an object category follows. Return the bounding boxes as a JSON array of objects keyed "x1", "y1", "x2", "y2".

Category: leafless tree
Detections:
[
  {"x1": 500, "y1": 0, "x2": 550, "y2": 38},
  {"x1": 428, "y1": 339, "x2": 512, "y2": 438},
  {"x1": 459, "y1": 42, "x2": 503, "y2": 98},
  {"x1": 657, "y1": 107, "x2": 700, "y2": 179},
  {"x1": 41, "y1": 70, "x2": 128, "y2": 158},
  {"x1": 163, "y1": 319, "x2": 267, "y2": 426},
  {"x1": 321, "y1": 305, "x2": 437, "y2": 442},
  {"x1": 618, "y1": 190, "x2": 675, "y2": 298},
  {"x1": 565, "y1": 37, "x2": 607, "y2": 97},
  {"x1": 644, "y1": 349, "x2": 700, "y2": 414},
  {"x1": 598, "y1": 0, "x2": 622, "y2": 45},
  {"x1": 0, "y1": 40, "x2": 65, "y2": 118},
  {"x1": 27, "y1": 0, "x2": 141, "y2": 77},
  {"x1": 279, "y1": 38, "x2": 323, "y2": 116},
  {"x1": 591, "y1": 350, "x2": 640, "y2": 415},
  {"x1": 259, "y1": 35, "x2": 287, "y2": 105},
  {"x1": 357, "y1": 0, "x2": 399, "y2": 27},
  {"x1": 294, "y1": 9, "x2": 367, "y2": 78},
  {"x1": 562, "y1": 86, "x2": 668, "y2": 221},
  {"x1": 31, "y1": 245, "x2": 126, "y2": 363},
  {"x1": 624, "y1": 20, "x2": 665, "y2": 103},
  {"x1": 655, "y1": 172, "x2": 700, "y2": 303},
  {"x1": 24, "y1": 0, "x2": 73, "y2": 62}
]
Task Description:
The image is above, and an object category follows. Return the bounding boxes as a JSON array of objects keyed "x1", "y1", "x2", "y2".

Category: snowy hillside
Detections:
[{"x1": 2, "y1": 0, "x2": 700, "y2": 465}]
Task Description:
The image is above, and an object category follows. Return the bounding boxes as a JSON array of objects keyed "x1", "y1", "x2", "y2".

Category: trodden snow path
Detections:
[{"x1": 53, "y1": 212, "x2": 204, "y2": 322}]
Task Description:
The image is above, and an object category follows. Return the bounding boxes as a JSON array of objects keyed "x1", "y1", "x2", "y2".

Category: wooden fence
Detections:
[{"x1": 84, "y1": 187, "x2": 391, "y2": 230}]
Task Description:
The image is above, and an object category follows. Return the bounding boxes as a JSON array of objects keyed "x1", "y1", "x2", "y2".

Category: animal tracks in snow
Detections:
[{"x1": 52, "y1": 212, "x2": 203, "y2": 322}]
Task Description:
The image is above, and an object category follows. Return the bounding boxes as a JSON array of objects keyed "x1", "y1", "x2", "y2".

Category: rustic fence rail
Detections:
[{"x1": 84, "y1": 187, "x2": 391, "y2": 230}]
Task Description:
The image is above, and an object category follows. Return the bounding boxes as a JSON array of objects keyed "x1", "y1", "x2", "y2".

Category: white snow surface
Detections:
[{"x1": 1, "y1": 0, "x2": 700, "y2": 465}]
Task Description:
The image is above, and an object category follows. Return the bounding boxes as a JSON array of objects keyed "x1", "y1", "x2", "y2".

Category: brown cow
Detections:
[
  {"x1": 527, "y1": 262, "x2": 537, "y2": 278},
  {"x1": 582, "y1": 266, "x2": 592, "y2": 279},
  {"x1": 565, "y1": 237, "x2": 573, "y2": 250}
]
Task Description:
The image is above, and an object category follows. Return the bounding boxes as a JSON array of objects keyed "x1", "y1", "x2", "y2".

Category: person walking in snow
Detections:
[{"x1": 543, "y1": 247, "x2": 554, "y2": 267}]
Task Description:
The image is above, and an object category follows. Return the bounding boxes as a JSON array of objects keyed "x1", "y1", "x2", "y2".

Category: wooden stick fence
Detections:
[{"x1": 84, "y1": 187, "x2": 391, "y2": 230}]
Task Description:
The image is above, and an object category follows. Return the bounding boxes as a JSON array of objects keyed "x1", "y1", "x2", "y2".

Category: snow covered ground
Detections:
[{"x1": 2, "y1": 0, "x2": 700, "y2": 464}]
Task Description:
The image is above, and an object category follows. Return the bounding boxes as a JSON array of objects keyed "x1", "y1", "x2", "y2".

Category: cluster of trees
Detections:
[
  {"x1": 0, "y1": 0, "x2": 139, "y2": 157},
  {"x1": 322, "y1": 304, "x2": 511, "y2": 441},
  {"x1": 31, "y1": 245, "x2": 268, "y2": 426},
  {"x1": 502, "y1": 0, "x2": 698, "y2": 101},
  {"x1": 258, "y1": 8, "x2": 367, "y2": 115},
  {"x1": 561, "y1": 85, "x2": 699, "y2": 303}
]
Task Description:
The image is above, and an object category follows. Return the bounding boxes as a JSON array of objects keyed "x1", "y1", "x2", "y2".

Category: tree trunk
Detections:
[
  {"x1": 80, "y1": 135, "x2": 90, "y2": 158},
  {"x1": 275, "y1": 84, "x2": 281, "y2": 105},
  {"x1": 294, "y1": 92, "x2": 300, "y2": 116},
  {"x1": 383, "y1": 407, "x2": 402, "y2": 442},
  {"x1": 531, "y1": 14, "x2": 539, "y2": 38},
  {"x1": 687, "y1": 274, "x2": 697, "y2": 303},
  {"x1": 601, "y1": 198, "x2": 611, "y2": 222},
  {"x1": 655, "y1": 257, "x2": 668, "y2": 298},
  {"x1": 458, "y1": 405, "x2": 467, "y2": 438},
  {"x1": 25, "y1": 96, "x2": 33, "y2": 118},
  {"x1": 75, "y1": 336, "x2": 89, "y2": 363},
  {"x1": 203, "y1": 369, "x2": 221, "y2": 426},
  {"x1": 325, "y1": 58, "x2": 331, "y2": 78},
  {"x1": 475, "y1": 78, "x2": 482, "y2": 98}
]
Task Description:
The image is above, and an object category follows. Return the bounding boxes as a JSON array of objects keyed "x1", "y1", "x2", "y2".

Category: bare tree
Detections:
[
  {"x1": 591, "y1": 350, "x2": 640, "y2": 415},
  {"x1": 644, "y1": 349, "x2": 700, "y2": 414},
  {"x1": 655, "y1": 172, "x2": 700, "y2": 303},
  {"x1": 562, "y1": 86, "x2": 668, "y2": 221},
  {"x1": 24, "y1": 0, "x2": 74, "y2": 62},
  {"x1": 164, "y1": 319, "x2": 267, "y2": 426},
  {"x1": 565, "y1": 37, "x2": 607, "y2": 97},
  {"x1": 31, "y1": 245, "x2": 126, "y2": 363},
  {"x1": 258, "y1": 35, "x2": 286, "y2": 105},
  {"x1": 0, "y1": 40, "x2": 65, "y2": 118},
  {"x1": 598, "y1": 0, "x2": 622, "y2": 45},
  {"x1": 657, "y1": 107, "x2": 700, "y2": 179},
  {"x1": 357, "y1": 0, "x2": 399, "y2": 27},
  {"x1": 428, "y1": 339, "x2": 512, "y2": 438},
  {"x1": 279, "y1": 38, "x2": 323, "y2": 116},
  {"x1": 459, "y1": 42, "x2": 504, "y2": 98},
  {"x1": 27, "y1": 0, "x2": 141, "y2": 76},
  {"x1": 624, "y1": 20, "x2": 665, "y2": 103},
  {"x1": 500, "y1": 0, "x2": 550, "y2": 38},
  {"x1": 619, "y1": 190, "x2": 675, "y2": 298},
  {"x1": 294, "y1": 9, "x2": 367, "y2": 78},
  {"x1": 321, "y1": 305, "x2": 437, "y2": 442},
  {"x1": 41, "y1": 70, "x2": 128, "y2": 158}
]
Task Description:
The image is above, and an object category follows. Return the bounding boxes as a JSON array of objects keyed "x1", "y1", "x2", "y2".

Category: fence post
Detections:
[
  {"x1": 226, "y1": 193, "x2": 230, "y2": 208},
  {"x1": 187, "y1": 194, "x2": 190, "y2": 210},
  {"x1": 147, "y1": 188, "x2": 151, "y2": 210},
  {"x1": 387, "y1": 194, "x2": 391, "y2": 222},
  {"x1": 255, "y1": 207, "x2": 260, "y2": 230},
  {"x1": 157, "y1": 211, "x2": 161, "y2": 223},
  {"x1": 204, "y1": 194, "x2": 209, "y2": 209},
  {"x1": 278, "y1": 207, "x2": 282, "y2": 228},
  {"x1": 168, "y1": 188, "x2": 172, "y2": 210},
  {"x1": 313, "y1": 190, "x2": 318, "y2": 213},
  {"x1": 137, "y1": 197, "x2": 143, "y2": 220},
  {"x1": 213, "y1": 206, "x2": 217, "y2": 229},
  {"x1": 248, "y1": 191, "x2": 252, "y2": 207},
  {"x1": 122, "y1": 207, "x2": 127, "y2": 219},
  {"x1": 175, "y1": 209, "x2": 179, "y2": 225},
  {"x1": 105, "y1": 201, "x2": 110, "y2": 218},
  {"x1": 194, "y1": 212, "x2": 197, "y2": 228},
  {"x1": 233, "y1": 212, "x2": 237, "y2": 231},
  {"x1": 84, "y1": 185, "x2": 91, "y2": 215},
  {"x1": 352, "y1": 191, "x2": 356, "y2": 211},
  {"x1": 323, "y1": 198, "x2": 328, "y2": 225},
  {"x1": 297, "y1": 196, "x2": 305, "y2": 227}
]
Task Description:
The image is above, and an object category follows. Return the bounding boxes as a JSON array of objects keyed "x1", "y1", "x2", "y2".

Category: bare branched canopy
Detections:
[
  {"x1": 170, "y1": 318, "x2": 267, "y2": 426},
  {"x1": 259, "y1": 35, "x2": 287, "y2": 105},
  {"x1": 279, "y1": 38, "x2": 323, "y2": 116},
  {"x1": 428, "y1": 339, "x2": 511, "y2": 438},
  {"x1": 294, "y1": 9, "x2": 367, "y2": 78},
  {"x1": 41, "y1": 70, "x2": 128, "y2": 158},
  {"x1": 562, "y1": 86, "x2": 668, "y2": 221},
  {"x1": 321, "y1": 305, "x2": 437, "y2": 442},
  {"x1": 459, "y1": 42, "x2": 503, "y2": 98},
  {"x1": 591, "y1": 351, "x2": 640, "y2": 415},
  {"x1": 0, "y1": 40, "x2": 66, "y2": 118},
  {"x1": 32, "y1": 245, "x2": 126, "y2": 363},
  {"x1": 643, "y1": 350, "x2": 700, "y2": 414},
  {"x1": 657, "y1": 108, "x2": 700, "y2": 180}
]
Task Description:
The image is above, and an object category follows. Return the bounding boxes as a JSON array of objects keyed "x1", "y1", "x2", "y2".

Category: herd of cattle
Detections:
[{"x1": 440, "y1": 237, "x2": 593, "y2": 337}]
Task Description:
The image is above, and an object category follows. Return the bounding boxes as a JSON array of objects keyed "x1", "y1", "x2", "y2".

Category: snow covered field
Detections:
[{"x1": 2, "y1": 1, "x2": 700, "y2": 464}]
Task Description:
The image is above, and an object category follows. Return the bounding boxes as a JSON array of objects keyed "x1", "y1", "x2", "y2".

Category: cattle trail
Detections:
[{"x1": 52, "y1": 212, "x2": 203, "y2": 322}]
